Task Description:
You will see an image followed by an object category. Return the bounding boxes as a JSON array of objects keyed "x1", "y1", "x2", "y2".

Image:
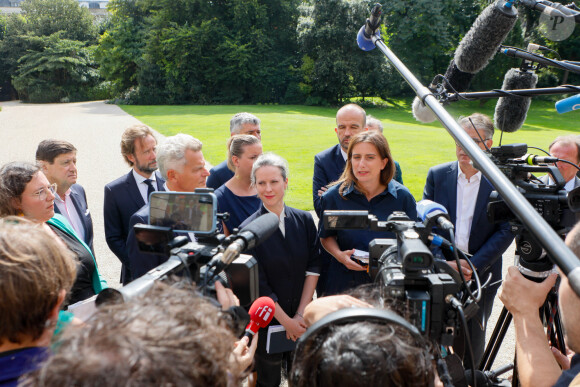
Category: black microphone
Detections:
[
  {"x1": 357, "y1": 3, "x2": 382, "y2": 51},
  {"x1": 454, "y1": 0, "x2": 518, "y2": 74},
  {"x1": 494, "y1": 68, "x2": 538, "y2": 133},
  {"x1": 210, "y1": 212, "x2": 278, "y2": 273}
]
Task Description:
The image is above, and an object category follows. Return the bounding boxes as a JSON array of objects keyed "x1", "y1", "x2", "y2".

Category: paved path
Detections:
[{"x1": 0, "y1": 100, "x2": 517, "y2": 376}]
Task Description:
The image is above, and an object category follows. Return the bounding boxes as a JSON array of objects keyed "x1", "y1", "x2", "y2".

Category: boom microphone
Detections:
[
  {"x1": 244, "y1": 296, "x2": 276, "y2": 339},
  {"x1": 556, "y1": 94, "x2": 580, "y2": 113},
  {"x1": 357, "y1": 3, "x2": 382, "y2": 51},
  {"x1": 454, "y1": 0, "x2": 518, "y2": 74},
  {"x1": 209, "y1": 213, "x2": 278, "y2": 274},
  {"x1": 494, "y1": 68, "x2": 538, "y2": 132}
]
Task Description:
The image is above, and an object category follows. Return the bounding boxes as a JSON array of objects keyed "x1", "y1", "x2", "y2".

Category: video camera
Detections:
[
  {"x1": 323, "y1": 210, "x2": 462, "y2": 346},
  {"x1": 485, "y1": 143, "x2": 580, "y2": 278},
  {"x1": 96, "y1": 190, "x2": 270, "y2": 307}
]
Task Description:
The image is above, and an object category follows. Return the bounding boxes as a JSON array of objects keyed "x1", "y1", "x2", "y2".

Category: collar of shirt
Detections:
[
  {"x1": 132, "y1": 169, "x2": 156, "y2": 185},
  {"x1": 457, "y1": 168, "x2": 481, "y2": 184},
  {"x1": 53, "y1": 188, "x2": 72, "y2": 204},
  {"x1": 340, "y1": 147, "x2": 348, "y2": 161},
  {"x1": 342, "y1": 180, "x2": 398, "y2": 199},
  {"x1": 264, "y1": 205, "x2": 286, "y2": 236},
  {"x1": 548, "y1": 176, "x2": 576, "y2": 192}
]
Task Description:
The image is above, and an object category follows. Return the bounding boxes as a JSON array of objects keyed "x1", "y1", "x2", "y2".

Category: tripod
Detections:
[{"x1": 478, "y1": 230, "x2": 565, "y2": 386}]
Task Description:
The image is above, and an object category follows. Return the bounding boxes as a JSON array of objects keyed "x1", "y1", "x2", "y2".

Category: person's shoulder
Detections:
[
  {"x1": 239, "y1": 208, "x2": 262, "y2": 228},
  {"x1": 428, "y1": 161, "x2": 456, "y2": 175},
  {"x1": 105, "y1": 170, "x2": 132, "y2": 190},
  {"x1": 210, "y1": 160, "x2": 229, "y2": 173},
  {"x1": 323, "y1": 183, "x2": 342, "y2": 197},
  {"x1": 285, "y1": 206, "x2": 311, "y2": 219},
  {"x1": 130, "y1": 204, "x2": 150, "y2": 223},
  {"x1": 315, "y1": 145, "x2": 339, "y2": 160},
  {"x1": 214, "y1": 183, "x2": 229, "y2": 198},
  {"x1": 387, "y1": 180, "x2": 414, "y2": 198}
]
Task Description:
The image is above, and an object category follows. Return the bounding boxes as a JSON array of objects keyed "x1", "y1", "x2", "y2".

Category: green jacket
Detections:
[{"x1": 47, "y1": 214, "x2": 107, "y2": 294}]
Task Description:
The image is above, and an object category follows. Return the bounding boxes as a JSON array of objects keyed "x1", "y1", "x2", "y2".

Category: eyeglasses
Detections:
[
  {"x1": 455, "y1": 138, "x2": 491, "y2": 147},
  {"x1": 31, "y1": 183, "x2": 57, "y2": 201}
]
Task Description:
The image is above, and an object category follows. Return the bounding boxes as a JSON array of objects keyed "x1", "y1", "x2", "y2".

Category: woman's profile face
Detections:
[
  {"x1": 15, "y1": 172, "x2": 55, "y2": 223},
  {"x1": 351, "y1": 142, "x2": 387, "y2": 184},
  {"x1": 254, "y1": 165, "x2": 287, "y2": 209},
  {"x1": 234, "y1": 143, "x2": 263, "y2": 177}
]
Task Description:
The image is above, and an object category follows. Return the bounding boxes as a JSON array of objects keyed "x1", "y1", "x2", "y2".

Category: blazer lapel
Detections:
[
  {"x1": 126, "y1": 171, "x2": 146, "y2": 208},
  {"x1": 446, "y1": 162, "x2": 459, "y2": 225},
  {"x1": 69, "y1": 188, "x2": 89, "y2": 234},
  {"x1": 471, "y1": 176, "x2": 492, "y2": 234}
]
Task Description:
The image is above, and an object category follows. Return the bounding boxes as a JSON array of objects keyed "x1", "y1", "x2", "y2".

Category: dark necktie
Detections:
[{"x1": 144, "y1": 179, "x2": 155, "y2": 203}]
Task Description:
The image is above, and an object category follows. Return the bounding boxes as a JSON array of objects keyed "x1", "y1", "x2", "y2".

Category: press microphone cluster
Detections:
[
  {"x1": 412, "y1": 0, "x2": 518, "y2": 123},
  {"x1": 417, "y1": 200, "x2": 455, "y2": 231}
]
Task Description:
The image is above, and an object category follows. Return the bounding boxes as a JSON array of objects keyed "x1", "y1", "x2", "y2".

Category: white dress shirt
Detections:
[
  {"x1": 132, "y1": 169, "x2": 158, "y2": 204},
  {"x1": 455, "y1": 168, "x2": 482, "y2": 252}
]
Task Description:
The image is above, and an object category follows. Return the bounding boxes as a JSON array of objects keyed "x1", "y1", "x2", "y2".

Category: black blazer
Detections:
[
  {"x1": 313, "y1": 144, "x2": 345, "y2": 218},
  {"x1": 104, "y1": 170, "x2": 165, "y2": 283},
  {"x1": 54, "y1": 183, "x2": 94, "y2": 252},
  {"x1": 423, "y1": 161, "x2": 514, "y2": 278}
]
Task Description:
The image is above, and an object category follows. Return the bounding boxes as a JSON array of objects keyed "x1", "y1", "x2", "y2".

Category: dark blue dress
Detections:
[
  {"x1": 214, "y1": 185, "x2": 261, "y2": 233},
  {"x1": 206, "y1": 160, "x2": 234, "y2": 190},
  {"x1": 318, "y1": 180, "x2": 417, "y2": 295}
]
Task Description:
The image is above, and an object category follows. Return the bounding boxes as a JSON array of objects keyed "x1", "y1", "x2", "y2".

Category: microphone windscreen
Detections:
[
  {"x1": 455, "y1": 0, "x2": 518, "y2": 74},
  {"x1": 247, "y1": 296, "x2": 276, "y2": 332},
  {"x1": 412, "y1": 96, "x2": 438, "y2": 123},
  {"x1": 240, "y1": 212, "x2": 279, "y2": 249},
  {"x1": 494, "y1": 68, "x2": 538, "y2": 132},
  {"x1": 357, "y1": 25, "x2": 377, "y2": 51},
  {"x1": 416, "y1": 199, "x2": 449, "y2": 221},
  {"x1": 443, "y1": 59, "x2": 475, "y2": 93},
  {"x1": 555, "y1": 94, "x2": 580, "y2": 114}
]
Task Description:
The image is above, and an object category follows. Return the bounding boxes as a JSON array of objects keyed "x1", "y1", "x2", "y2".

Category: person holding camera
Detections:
[
  {"x1": 423, "y1": 113, "x2": 514, "y2": 366},
  {"x1": 499, "y1": 222, "x2": 580, "y2": 387},
  {"x1": 318, "y1": 131, "x2": 416, "y2": 295}
]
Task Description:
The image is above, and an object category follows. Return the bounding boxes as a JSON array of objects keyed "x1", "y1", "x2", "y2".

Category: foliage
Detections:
[
  {"x1": 13, "y1": 34, "x2": 100, "y2": 103},
  {"x1": 0, "y1": 0, "x2": 100, "y2": 102},
  {"x1": 97, "y1": 0, "x2": 302, "y2": 104}
]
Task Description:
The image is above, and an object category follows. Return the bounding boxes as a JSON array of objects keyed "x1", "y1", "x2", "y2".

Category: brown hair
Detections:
[
  {"x1": 0, "y1": 162, "x2": 40, "y2": 216},
  {"x1": 0, "y1": 217, "x2": 75, "y2": 345},
  {"x1": 35, "y1": 139, "x2": 77, "y2": 163},
  {"x1": 226, "y1": 134, "x2": 261, "y2": 172},
  {"x1": 336, "y1": 131, "x2": 395, "y2": 197},
  {"x1": 120, "y1": 124, "x2": 156, "y2": 166},
  {"x1": 25, "y1": 282, "x2": 241, "y2": 386}
]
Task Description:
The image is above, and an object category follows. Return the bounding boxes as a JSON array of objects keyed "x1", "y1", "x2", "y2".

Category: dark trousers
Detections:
[
  {"x1": 255, "y1": 350, "x2": 293, "y2": 387},
  {"x1": 463, "y1": 283, "x2": 498, "y2": 368}
]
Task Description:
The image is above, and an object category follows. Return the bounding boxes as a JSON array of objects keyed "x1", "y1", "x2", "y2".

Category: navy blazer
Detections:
[
  {"x1": 313, "y1": 144, "x2": 404, "y2": 217},
  {"x1": 241, "y1": 205, "x2": 320, "y2": 315},
  {"x1": 104, "y1": 170, "x2": 165, "y2": 283},
  {"x1": 423, "y1": 161, "x2": 514, "y2": 278},
  {"x1": 206, "y1": 160, "x2": 234, "y2": 190},
  {"x1": 313, "y1": 145, "x2": 346, "y2": 218},
  {"x1": 54, "y1": 183, "x2": 93, "y2": 252}
]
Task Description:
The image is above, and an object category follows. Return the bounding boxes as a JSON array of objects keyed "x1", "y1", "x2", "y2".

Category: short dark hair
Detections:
[
  {"x1": 290, "y1": 320, "x2": 433, "y2": 387},
  {"x1": 24, "y1": 282, "x2": 241, "y2": 386},
  {"x1": 35, "y1": 139, "x2": 77, "y2": 164}
]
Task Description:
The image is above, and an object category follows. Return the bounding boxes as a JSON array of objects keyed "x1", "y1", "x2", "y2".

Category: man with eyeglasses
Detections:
[
  {"x1": 422, "y1": 113, "x2": 514, "y2": 367},
  {"x1": 36, "y1": 140, "x2": 94, "y2": 252}
]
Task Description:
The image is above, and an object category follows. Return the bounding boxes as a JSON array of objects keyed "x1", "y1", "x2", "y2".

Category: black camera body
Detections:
[{"x1": 323, "y1": 210, "x2": 461, "y2": 345}]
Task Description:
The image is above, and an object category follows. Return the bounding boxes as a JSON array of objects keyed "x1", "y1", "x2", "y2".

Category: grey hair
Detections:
[
  {"x1": 250, "y1": 153, "x2": 289, "y2": 186},
  {"x1": 230, "y1": 112, "x2": 261, "y2": 134},
  {"x1": 156, "y1": 134, "x2": 202, "y2": 180},
  {"x1": 226, "y1": 135, "x2": 261, "y2": 172},
  {"x1": 366, "y1": 115, "x2": 383, "y2": 133},
  {"x1": 458, "y1": 113, "x2": 494, "y2": 140}
]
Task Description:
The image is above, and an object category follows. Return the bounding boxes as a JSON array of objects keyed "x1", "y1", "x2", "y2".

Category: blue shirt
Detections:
[{"x1": 318, "y1": 180, "x2": 417, "y2": 294}]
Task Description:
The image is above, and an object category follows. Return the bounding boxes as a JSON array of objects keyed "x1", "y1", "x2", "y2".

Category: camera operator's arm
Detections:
[
  {"x1": 320, "y1": 236, "x2": 365, "y2": 271},
  {"x1": 303, "y1": 295, "x2": 373, "y2": 326},
  {"x1": 499, "y1": 267, "x2": 559, "y2": 387}
]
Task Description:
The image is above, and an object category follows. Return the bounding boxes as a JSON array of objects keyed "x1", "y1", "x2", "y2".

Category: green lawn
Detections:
[{"x1": 120, "y1": 99, "x2": 578, "y2": 210}]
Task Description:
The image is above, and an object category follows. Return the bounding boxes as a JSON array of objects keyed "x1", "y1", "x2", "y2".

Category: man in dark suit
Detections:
[
  {"x1": 206, "y1": 112, "x2": 262, "y2": 190},
  {"x1": 104, "y1": 124, "x2": 165, "y2": 284},
  {"x1": 126, "y1": 134, "x2": 210, "y2": 280},
  {"x1": 423, "y1": 113, "x2": 514, "y2": 366},
  {"x1": 36, "y1": 140, "x2": 94, "y2": 251}
]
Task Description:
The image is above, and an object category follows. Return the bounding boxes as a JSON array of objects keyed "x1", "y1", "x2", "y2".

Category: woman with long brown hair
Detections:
[{"x1": 318, "y1": 131, "x2": 417, "y2": 295}]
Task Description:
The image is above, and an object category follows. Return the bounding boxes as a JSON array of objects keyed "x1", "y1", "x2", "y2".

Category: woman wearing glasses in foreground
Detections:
[{"x1": 0, "y1": 162, "x2": 106, "y2": 305}]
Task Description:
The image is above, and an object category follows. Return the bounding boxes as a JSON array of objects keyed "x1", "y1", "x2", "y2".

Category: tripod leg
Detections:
[{"x1": 480, "y1": 306, "x2": 512, "y2": 371}]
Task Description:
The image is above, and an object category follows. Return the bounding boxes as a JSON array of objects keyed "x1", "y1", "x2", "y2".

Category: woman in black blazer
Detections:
[{"x1": 241, "y1": 153, "x2": 319, "y2": 387}]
